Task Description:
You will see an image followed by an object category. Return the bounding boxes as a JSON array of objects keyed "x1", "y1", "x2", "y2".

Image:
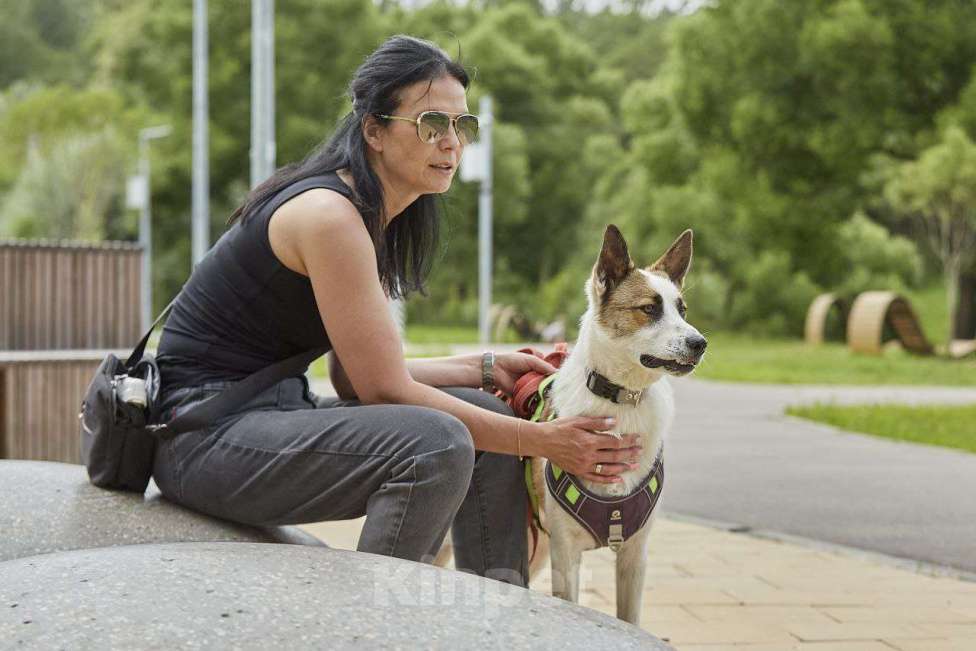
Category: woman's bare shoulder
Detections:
[{"x1": 268, "y1": 187, "x2": 366, "y2": 276}]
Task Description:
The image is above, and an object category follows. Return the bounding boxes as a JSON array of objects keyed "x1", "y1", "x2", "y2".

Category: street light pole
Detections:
[
  {"x1": 192, "y1": 0, "x2": 210, "y2": 266},
  {"x1": 477, "y1": 96, "x2": 494, "y2": 345},
  {"x1": 459, "y1": 96, "x2": 495, "y2": 345},
  {"x1": 250, "y1": 0, "x2": 276, "y2": 187},
  {"x1": 136, "y1": 125, "x2": 172, "y2": 332}
]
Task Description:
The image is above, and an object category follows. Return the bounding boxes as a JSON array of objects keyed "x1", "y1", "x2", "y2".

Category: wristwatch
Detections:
[{"x1": 481, "y1": 351, "x2": 496, "y2": 393}]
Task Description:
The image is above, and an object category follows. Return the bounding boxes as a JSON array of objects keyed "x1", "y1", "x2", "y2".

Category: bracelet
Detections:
[
  {"x1": 515, "y1": 419, "x2": 523, "y2": 460},
  {"x1": 481, "y1": 350, "x2": 496, "y2": 393}
]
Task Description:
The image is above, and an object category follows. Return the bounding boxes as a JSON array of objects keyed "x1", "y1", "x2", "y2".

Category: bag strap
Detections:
[
  {"x1": 125, "y1": 295, "x2": 181, "y2": 368},
  {"x1": 129, "y1": 293, "x2": 328, "y2": 439},
  {"x1": 152, "y1": 345, "x2": 327, "y2": 438}
]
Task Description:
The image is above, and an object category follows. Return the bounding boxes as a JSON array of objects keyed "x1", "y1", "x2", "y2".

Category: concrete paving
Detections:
[
  {"x1": 0, "y1": 541, "x2": 669, "y2": 650},
  {"x1": 302, "y1": 515, "x2": 976, "y2": 650}
]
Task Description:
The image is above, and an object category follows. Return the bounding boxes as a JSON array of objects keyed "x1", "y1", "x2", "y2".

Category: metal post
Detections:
[
  {"x1": 138, "y1": 137, "x2": 151, "y2": 333},
  {"x1": 265, "y1": 0, "x2": 275, "y2": 178},
  {"x1": 478, "y1": 96, "x2": 494, "y2": 345},
  {"x1": 250, "y1": 0, "x2": 276, "y2": 187},
  {"x1": 192, "y1": 0, "x2": 210, "y2": 266},
  {"x1": 136, "y1": 126, "x2": 172, "y2": 332}
]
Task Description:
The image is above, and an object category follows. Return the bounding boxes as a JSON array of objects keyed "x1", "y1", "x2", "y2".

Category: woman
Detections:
[{"x1": 152, "y1": 35, "x2": 642, "y2": 587}]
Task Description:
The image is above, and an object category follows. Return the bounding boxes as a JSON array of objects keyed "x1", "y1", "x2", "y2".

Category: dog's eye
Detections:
[
  {"x1": 677, "y1": 302, "x2": 687, "y2": 317},
  {"x1": 640, "y1": 304, "x2": 662, "y2": 318}
]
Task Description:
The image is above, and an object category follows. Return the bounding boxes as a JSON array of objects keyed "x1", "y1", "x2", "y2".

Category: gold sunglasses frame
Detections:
[{"x1": 377, "y1": 110, "x2": 480, "y2": 145}]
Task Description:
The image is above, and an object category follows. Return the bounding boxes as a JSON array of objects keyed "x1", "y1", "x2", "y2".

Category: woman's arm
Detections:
[
  {"x1": 284, "y1": 191, "x2": 639, "y2": 476},
  {"x1": 328, "y1": 351, "x2": 479, "y2": 401},
  {"x1": 405, "y1": 354, "x2": 480, "y2": 388}
]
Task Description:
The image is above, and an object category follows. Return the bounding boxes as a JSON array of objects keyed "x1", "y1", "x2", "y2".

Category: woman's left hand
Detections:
[{"x1": 491, "y1": 351, "x2": 559, "y2": 396}]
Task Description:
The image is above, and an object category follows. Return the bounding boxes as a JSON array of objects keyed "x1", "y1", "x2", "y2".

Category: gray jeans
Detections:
[{"x1": 152, "y1": 376, "x2": 528, "y2": 586}]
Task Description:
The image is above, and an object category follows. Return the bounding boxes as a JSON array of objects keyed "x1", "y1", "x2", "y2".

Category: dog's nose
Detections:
[{"x1": 686, "y1": 336, "x2": 707, "y2": 355}]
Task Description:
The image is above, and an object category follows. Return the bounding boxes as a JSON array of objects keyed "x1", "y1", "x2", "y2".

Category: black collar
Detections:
[{"x1": 585, "y1": 369, "x2": 644, "y2": 406}]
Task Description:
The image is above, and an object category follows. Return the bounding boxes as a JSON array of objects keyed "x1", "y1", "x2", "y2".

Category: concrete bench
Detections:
[
  {"x1": 0, "y1": 542, "x2": 672, "y2": 649},
  {"x1": 0, "y1": 460, "x2": 324, "y2": 562}
]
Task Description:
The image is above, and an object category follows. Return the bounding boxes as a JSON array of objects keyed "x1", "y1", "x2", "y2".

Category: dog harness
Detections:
[
  {"x1": 503, "y1": 344, "x2": 666, "y2": 553},
  {"x1": 545, "y1": 456, "x2": 664, "y2": 552}
]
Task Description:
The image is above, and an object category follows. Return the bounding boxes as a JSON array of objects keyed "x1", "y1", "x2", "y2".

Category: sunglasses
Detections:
[{"x1": 377, "y1": 110, "x2": 480, "y2": 146}]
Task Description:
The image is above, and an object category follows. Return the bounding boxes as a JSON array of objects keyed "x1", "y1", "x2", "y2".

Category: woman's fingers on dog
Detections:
[
  {"x1": 593, "y1": 462, "x2": 633, "y2": 476},
  {"x1": 580, "y1": 471, "x2": 624, "y2": 484},
  {"x1": 575, "y1": 415, "x2": 617, "y2": 432},
  {"x1": 597, "y1": 449, "x2": 642, "y2": 464},
  {"x1": 615, "y1": 434, "x2": 642, "y2": 448}
]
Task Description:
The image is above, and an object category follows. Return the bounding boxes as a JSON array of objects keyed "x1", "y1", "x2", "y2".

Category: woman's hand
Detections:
[
  {"x1": 535, "y1": 416, "x2": 643, "y2": 484},
  {"x1": 491, "y1": 351, "x2": 558, "y2": 396}
]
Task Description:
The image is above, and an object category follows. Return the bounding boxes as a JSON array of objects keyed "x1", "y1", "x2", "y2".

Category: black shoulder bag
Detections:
[{"x1": 79, "y1": 297, "x2": 326, "y2": 493}]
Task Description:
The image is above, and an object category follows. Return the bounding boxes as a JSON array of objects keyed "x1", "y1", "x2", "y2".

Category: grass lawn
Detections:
[
  {"x1": 692, "y1": 332, "x2": 976, "y2": 386},
  {"x1": 405, "y1": 323, "x2": 484, "y2": 344},
  {"x1": 787, "y1": 403, "x2": 976, "y2": 454}
]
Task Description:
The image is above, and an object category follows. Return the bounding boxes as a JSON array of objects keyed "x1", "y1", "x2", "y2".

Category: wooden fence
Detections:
[
  {"x1": 0, "y1": 239, "x2": 143, "y2": 350},
  {"x1": 0, "y1": 351, "x2": 121, "y2": 463},
  {"x1": 1, "y1": 239, "x2": 142, "y2": 463}
]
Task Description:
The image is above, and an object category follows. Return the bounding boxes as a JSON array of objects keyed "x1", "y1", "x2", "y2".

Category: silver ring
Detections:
[{"x1": 595, "y1": 463, "x2": 603, "y2": 475}]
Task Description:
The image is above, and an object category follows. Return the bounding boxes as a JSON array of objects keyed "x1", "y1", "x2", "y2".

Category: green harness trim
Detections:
[
  {"x1": 524, "y1": 373, "x2": 559, "y2": 535},
  {"x1": 530, "y1": 374, "x2": 559, "y2": 423}
]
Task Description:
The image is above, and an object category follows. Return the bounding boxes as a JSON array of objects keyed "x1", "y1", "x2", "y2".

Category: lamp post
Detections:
[
  {"x1": 460, "y1": 96, "x2": 494, "y2": 344},
  {"x1": 131, "y1": 125, "x2": 172, "y2": 332},
  {"x1": 250, "y1": 0, "x2": 276, "y2": 187},
  {"x1": 192, "y1": 0, "x2": 210, "y2": 266}
]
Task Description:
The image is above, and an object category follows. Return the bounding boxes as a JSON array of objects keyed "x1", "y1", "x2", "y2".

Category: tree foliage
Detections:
[{"x1": 2, "y1": 0, "x2": 975, "y2": 339}]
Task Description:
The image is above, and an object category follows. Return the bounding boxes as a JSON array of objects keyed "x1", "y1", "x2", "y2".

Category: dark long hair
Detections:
[{"x1": 227, "y1": 35, "x2": 470, "y2": 300}]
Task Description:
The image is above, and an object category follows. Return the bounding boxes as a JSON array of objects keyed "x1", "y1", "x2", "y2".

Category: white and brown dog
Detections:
[
  {"x1": 526, "y1": 224, "x2": 706, "y2": 625},
  {"x1": 436, "y1": 225, "x2": 706, "y2": 625}
]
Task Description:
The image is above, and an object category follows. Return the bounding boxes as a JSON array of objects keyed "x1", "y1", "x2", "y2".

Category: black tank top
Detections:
[{"x1": 157, "y1": 172, "x2": 355, "y2": 392}]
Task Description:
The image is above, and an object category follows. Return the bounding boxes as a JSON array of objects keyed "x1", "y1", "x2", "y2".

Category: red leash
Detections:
[{"x1": 499, "y1": 342, "x2": 569, "y2": 418}]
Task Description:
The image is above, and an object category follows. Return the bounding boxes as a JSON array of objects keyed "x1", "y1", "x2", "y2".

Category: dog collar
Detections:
[{"x1": 585, "y1": 369, "x2": 643, "y2": 406}]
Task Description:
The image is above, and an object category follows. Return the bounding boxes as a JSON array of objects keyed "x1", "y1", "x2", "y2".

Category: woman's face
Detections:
[{"x1": 365, "y1": 75, "x2": 469, "y2": 196}]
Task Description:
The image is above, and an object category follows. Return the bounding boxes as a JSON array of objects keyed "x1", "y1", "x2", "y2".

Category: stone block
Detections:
[
  {"x1": 0, "y1": 542, "x2": 673, "y2": 649},
  {"x1": 0, "y1": 460, "x2": 324, "y2": 562}
]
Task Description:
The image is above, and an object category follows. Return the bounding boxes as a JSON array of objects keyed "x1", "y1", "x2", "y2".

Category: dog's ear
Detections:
[
  {"x1": 592, "y1": 224, "x2": 634, "y2": 296},
  {"x1": 649, "y1": 229, "x2": 693, "y2": 289}
]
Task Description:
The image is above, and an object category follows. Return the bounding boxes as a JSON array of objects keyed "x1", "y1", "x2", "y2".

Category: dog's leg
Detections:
[
  {"x1": 615, "y1": 520, "x2": 654, "y2": 625},
  {"x1": 432, "y1": 538, "x2": 453, "y2": 568},
  {"x1": 549, "y1": 527, "x2": 583, "y2": 603},
  {"x1": 527, "y1": 529, "x2": 550, "y2": 582}
]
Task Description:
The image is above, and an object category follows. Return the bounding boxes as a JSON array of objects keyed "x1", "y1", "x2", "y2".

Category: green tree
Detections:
[{"x1": 884, "y1": 126, "x2": 976, "y2": 345}]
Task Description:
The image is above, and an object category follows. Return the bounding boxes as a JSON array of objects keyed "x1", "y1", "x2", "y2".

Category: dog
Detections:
[
  {"x1": 437, "y1": 225, "x2": 707, "y2": 625},
  {"x1": 529, "y1": 224, "x2": 706, "y2": 625}
]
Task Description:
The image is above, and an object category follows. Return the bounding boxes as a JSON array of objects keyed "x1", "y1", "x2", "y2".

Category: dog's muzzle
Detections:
[{"x1": 640, "y1": 354, "x2": 697, "y2": 374}]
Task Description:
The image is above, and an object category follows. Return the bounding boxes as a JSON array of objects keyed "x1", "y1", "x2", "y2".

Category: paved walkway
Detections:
[{"x1": 300, "y1": 515, "x2": 976, "y2": 650}]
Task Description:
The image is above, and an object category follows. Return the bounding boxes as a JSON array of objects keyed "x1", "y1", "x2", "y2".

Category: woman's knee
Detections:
[{"x1": 402, "y1": 407, "x2": 475, "y2": 482}]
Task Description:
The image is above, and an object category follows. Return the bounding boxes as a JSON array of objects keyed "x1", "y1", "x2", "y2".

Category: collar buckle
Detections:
[{"x1": 620, "y1": 388, "x2": 642, "y2": 406}]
